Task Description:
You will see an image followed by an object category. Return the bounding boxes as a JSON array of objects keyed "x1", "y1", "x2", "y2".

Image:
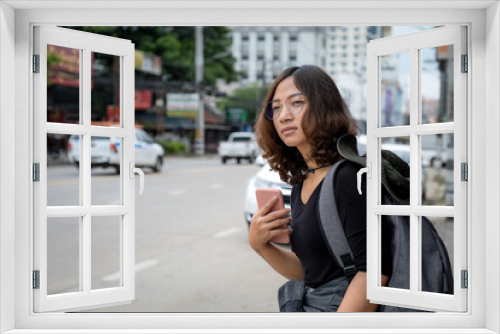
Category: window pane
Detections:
[
  {"x1": 421, "y1": 45, "x2": 454, "y2": 124},
  {"x1": 92, "y1": 216, "x2": 122, "y2": 290},
  {"x1": 422, "y1": 134, "x2": 454, "y2": 206},
  {"x1": 91, "y1": 52, "x2": 121, "y2": 126},
  {"x1": 421, "y1": 216, "x2": 454, "y2": 294},
  {"x1": 380, "y1": 52, "x2": 410, "y2": 127},
  {"x1": 47, "y1": 217, "x2": 81, "y2": 295},
  {"x1": 47, "y1": 134, "x2": 80, "y2": 206},
  {"x1": 380, "y1": 136, "x2": 410, "y2": 204},
  {"x1": 91, "y1": 136, "x2": 121, "y2": 205},
  {"x1": 47, "y1": 45, "x2": 80, "y2": 124},
  {"x1": 380, "y1": 215, "x2": 410, "y2": 291}
]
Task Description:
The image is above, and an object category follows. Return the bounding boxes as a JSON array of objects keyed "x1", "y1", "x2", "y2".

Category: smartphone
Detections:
[{"x1": 255, "y1": 188, "x2": 290, "y2": 244}]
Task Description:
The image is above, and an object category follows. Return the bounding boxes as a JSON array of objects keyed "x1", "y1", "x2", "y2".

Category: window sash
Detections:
[
  {"x1": 33, "y1": 25, "x2": 136, "y2": 313},
  {"x1": 366, "y1": 26, "x2": 468, "y2": 312}
]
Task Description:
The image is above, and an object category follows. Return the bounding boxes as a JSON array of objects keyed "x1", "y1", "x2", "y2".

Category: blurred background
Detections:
[{"x1": 44, "y1": 25, "x2": 457, "y2": 313}]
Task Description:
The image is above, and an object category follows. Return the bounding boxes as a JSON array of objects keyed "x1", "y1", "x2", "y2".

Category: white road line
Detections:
[
  {"x1": 210, "y1": 183, "x2": 224, "y2": 189},
  {"x1": 212, "y1": 227, "x2": 242, "y2": 238},
  {"x1": 101, "y1": 259, "x2": 160, "y2": 281},
  {"x1": 169, "y1": 189, "x2": 186, "y2": 196}
]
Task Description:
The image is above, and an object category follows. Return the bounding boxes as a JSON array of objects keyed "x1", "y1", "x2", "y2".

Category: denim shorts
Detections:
[{"x1": 278, "y1": 276, "x2": 350, "y2": 312}]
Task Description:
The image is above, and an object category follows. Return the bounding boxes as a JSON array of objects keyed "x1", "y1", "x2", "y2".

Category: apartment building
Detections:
[{"x1": 229, "y1": 26, "x2": 326, "y2": 86}]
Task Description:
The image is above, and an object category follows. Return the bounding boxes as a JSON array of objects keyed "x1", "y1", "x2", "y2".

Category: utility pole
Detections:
[{"x1": 194, "y1": 26, "x2": 205, "y2": 155}]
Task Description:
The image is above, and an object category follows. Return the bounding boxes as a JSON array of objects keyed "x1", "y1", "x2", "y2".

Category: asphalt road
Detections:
[{"x1": 46, "y1": 156, "x2": 288, "y2": 313}]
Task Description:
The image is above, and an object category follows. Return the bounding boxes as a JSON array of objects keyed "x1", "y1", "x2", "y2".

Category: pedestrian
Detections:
[{"x1": 249, "y1": 65, "x2": 391, "y2": 312}]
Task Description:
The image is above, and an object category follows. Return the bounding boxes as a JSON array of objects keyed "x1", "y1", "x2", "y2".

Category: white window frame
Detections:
[
  {"x1": 33, "y1": 25, "x2": 136, "y2": 313},
  {"x1": 1, "y1": 1, "x2": 499, "y2": 333},
  {"x1": 366, "y1": 26, "x2": 468, "y2": 312}
]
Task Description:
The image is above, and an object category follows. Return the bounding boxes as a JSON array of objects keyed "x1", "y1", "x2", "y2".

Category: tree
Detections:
[
  {"x1": 67, "y1": 26, "x2": 239, "y2": 88},
  {"x1": 216, "y1": 84, "x2": 270, "y2": 125}
]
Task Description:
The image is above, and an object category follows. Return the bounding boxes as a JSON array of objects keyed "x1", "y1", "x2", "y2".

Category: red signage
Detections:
[{"x1": 135, "y1": 90, "x2": 152, "y2": 110}]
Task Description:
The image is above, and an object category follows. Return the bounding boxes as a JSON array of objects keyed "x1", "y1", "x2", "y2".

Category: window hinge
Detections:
[
  {"x1": 461, "y1": 163, "x2": 468, "y2": 181},
  {"x1": 33, "y1": 163, "x2": 40, "y2": 182},
  {"x1": 33, "y1": 270, "x2": 40, "y2": 289},
  {"x1": 461, "y1": 270, "x2": 468, "y2": 289},
  {"x1": 33, "y1": 54, "x2": 40, "y2": 73},
  {"x1": 461, "y1": 54, "x2": 468, "y2": 73}
]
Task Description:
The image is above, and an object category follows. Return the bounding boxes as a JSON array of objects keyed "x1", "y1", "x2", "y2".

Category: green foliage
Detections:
[
  {"x1": 47, "y1": 51, "x2": 62, "y2": 87},
  {"x1": 157, "y1": 140, "x2": 186, "y2": 155},
  {"x1": 216, "y1": 84, "x2": 270, "y2": 125},
  {"x1": 66, "y1": 26, "x2": 238, "y2": 87}
]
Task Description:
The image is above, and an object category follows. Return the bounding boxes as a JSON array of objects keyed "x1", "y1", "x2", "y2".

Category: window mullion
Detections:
[
  {"x1": 410, "y1": 47, "x2": 420, "y2": 294},
  {"x1": 81, "y1": 47, "x2": 92, "y2": 295}
]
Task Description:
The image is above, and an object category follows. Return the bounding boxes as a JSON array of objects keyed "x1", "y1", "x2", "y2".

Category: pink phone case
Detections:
[{"x1": 255, "y1": 188, "x2": 290, "y2": 244}]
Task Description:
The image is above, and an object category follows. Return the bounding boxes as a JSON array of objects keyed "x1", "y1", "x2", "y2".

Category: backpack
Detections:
[{"x1": 317, "y1": 159, "x2": 454, "y2": 312}]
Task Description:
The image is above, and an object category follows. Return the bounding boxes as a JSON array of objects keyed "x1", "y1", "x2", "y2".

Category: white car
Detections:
[
  {"x1": 243, "y1": 136, "x2": 411, "y2": 226},
  {"x1": 67, "y1": 128, "x2": 164, "y2": 173},
  {"x1": 218, "y1": 132, "x2": 260, "y2": 164},
  {"x1": 244, "y1": 160, "x2": 292, "y2": 226}
]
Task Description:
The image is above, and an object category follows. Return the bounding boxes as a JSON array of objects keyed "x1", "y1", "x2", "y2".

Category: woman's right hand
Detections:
[{"x1": 248, "y1": 196, "x2": 292, "y2": 254}]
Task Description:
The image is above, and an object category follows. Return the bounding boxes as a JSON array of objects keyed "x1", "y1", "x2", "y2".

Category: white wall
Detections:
[
  {"x1": 0, "y1": 2, "x2": 16, "y2": 333},
  {"x1": 485, "y1": 2, "x2": 500, "y2": 333}
]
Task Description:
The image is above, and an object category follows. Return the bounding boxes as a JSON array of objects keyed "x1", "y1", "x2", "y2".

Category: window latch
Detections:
[
  {"x1": 129, "y1": 162, "x2": 144, "y2": 195},
  {"x1": 356, "y1": 162, "x2": 371, "y2": 195}
]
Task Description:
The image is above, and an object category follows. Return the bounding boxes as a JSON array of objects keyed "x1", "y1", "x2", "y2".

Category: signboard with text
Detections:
[
  {"x1": 227, "y1": 108, "x2": 248, "y2": 125},
  {"x1": 167, "y1": 93, "x2": 199, "y2": 119}
]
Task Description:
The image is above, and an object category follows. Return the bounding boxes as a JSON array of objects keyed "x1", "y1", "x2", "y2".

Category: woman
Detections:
[{"x1": 249, "y1": 65, "x2": 390, "y2": 312}]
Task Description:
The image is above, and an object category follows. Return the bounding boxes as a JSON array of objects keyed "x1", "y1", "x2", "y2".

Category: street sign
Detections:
[{"x1": 227, "y1": 108, "x2": 247, "y2": 125}]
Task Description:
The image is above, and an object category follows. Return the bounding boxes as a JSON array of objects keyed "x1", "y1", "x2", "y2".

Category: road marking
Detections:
[
  {"x1": 210, "y1": 183, "x2": 224, "y2": 189},
  {"x1": 101, "y1": 259, "x2": 159, "y2": 281},
  {"x1": 212, "y1": 227, "x2": 242, "y2": 238},
  {"x1": 169, "y1": 189, "x2": 186, "y2": 196}
]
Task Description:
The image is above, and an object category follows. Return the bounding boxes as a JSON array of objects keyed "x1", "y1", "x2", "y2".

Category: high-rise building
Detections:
[
  {"x1": 229, "y1": 26, "x2": 326, "y2": 86},
  {"x1": 325, "y1": 26, "x2": 385, "y2": 78}
]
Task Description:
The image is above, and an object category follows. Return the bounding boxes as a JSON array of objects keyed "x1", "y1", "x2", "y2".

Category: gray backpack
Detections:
[{"x1": 318, "y1": 160, "x2": 454, "y2": 312}]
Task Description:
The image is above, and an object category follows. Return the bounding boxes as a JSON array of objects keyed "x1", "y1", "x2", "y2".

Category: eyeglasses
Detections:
[{"x1": 265, "y1": 93, "x2": 305, "y2": 120}]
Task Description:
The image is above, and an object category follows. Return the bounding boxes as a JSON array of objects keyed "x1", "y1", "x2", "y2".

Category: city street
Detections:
[{"x1": 47, "y1": 156, "x2": 287, "y2": 313}]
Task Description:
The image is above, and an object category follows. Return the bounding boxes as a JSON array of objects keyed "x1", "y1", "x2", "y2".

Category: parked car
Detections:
[
  {"x1": 243, "y1": 136, "x2": 411, "y2": 226},
  {"x1": 67, "y1": 128, "x2": 164, "y2": 173},
  {"x1": 218, "y1": 132, "x2": 260, "y2": 164},
  {"x1": 244, "y1": 160, "x2": 292, "y2": 226}
]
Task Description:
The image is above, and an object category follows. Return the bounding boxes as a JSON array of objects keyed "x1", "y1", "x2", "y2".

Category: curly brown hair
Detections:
[{"x1": 255, "y1": 65, "x2": 359, "y2": 185}]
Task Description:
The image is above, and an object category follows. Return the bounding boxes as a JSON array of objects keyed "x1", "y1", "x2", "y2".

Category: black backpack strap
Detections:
[{"x1": 317, "y1": 159, "x2": 357, "y2": 282}]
